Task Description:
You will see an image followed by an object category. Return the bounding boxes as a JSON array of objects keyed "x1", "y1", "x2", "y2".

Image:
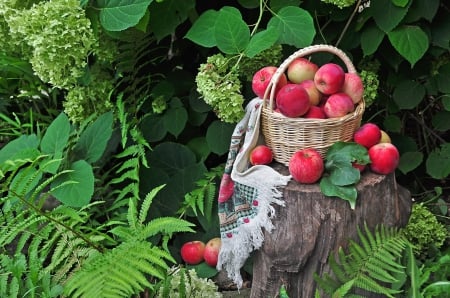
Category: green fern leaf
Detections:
[
  {"x1": 139, "y1": 184, "x2": 165, "y2": 224},
  {"x1": 141, "y1": 217, "x2": 195, "y2": 240}
]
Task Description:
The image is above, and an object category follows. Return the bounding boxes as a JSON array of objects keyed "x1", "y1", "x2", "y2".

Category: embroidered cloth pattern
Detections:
[{"x1": 216, "y1": 98, "x2": 291, "y2": 288}]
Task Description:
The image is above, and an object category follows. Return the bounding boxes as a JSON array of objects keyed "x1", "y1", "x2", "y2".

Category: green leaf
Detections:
[
  {"x1": 383, "y1": 115, "x2": 403, "y2": 133},
  {"x1": 97, "y1": 0, "x2": 154, "y2": 31},
  {"x1": 184, "y1": 10, "x2": 218, "y2": 47},
  {"x1": 237, "y1": 0, "x2": 260, "y2": 9},
  {"x1": 398, "y1": 151, "x2": 423, "y2": 174},
  {"x1": 329, "y1": 166, "x2": 361, "y2": 186},
  {"x1": 370, "y1": 0, "x2": 410, "y2": 32},
  {"x1": 435, "y1": 63, "x2": 450, "y2": 93},
  {"x1": 442, "y1": 94, "x2": 450, "y2": 111},
  {"x1": 141, "y1": 114, "x2": 167, "y2": 142},
  {"x1": 431, "y1": 17, "x2": 450, "y2": 49},
  {"x1": 206, "y1": 120, "x2": 235, "y2": 155},
  {"x1": 387, "y1": 26, "x2": 429, "y2": 67},
  {"x1": 361, "y1": 25, "x2": 385, "y2": 56},
  {"x1": 426, "y1": 143, "x2": 450, "y2": 179},
  {"x1": 326, "y1": 141, "x2": 370, "y2": 165},
  {"x1": 391, "y1": 0, "x2": 409, "y2": 7},
  {"x1": 245, "y1": 27, "x2": 279, "y2": 58},
  {"x1": 214, "y1": 7, "x2": 250, "y2": 54},
  {"x1": 187, "y1": 137, "x2": 211, "y2": 162},
  {"x1": 422, "y1": 281, "x2": 450, "y2": 297},
  {"x1": 73, "y1": 112, "x2": 113, "y2": 164},
  {"x1": 404, "y1": 0, "x2": 439, "y2": 22},
  {"x1": 0, "y1": 135, "x2": 39, "y2": 164},
  {"x1": 148, "y1": 142, "x2": 197, "y2": 176},
  {"x1": 188, "y1": 262, "x2": 218, "y2": 279},
  {"x1": 9, "y1": 166, "x2": 42, "y2": 200},
  {"x1": 393, "y1": 80, "x2": 426, "y2": 109},
  {"x1": 148, "y1": 0, "x2": 195, "y2": 41},
  {"x1": 432, "y1": 111, "x2": 450, "y2": 131},
  {"x1": 40, "y1": 113, "x2": 70, "y2": 173},
  {"x1": 51, "y1": 160, "x2": 94, "y2": 207},
  {"x1": 320, "y1": 177, "x2": 357, "y2": 209},
  {"x1": 163, "y1": 100, "x2": 188, "y2": 138},
  {"x1": 270, "y1": 0, "x2": 302, "y2": 13},
  {"x1": 267, "y1": 6, "x2": 315, "y2": 48}
]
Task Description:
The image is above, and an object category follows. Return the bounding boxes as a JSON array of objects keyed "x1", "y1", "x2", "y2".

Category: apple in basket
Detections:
[
  {"x1": 204, "y1": 237, "x2": 222, "y2": 267},
  {"x1": 287, "y1": 58, "x2": 319, "y2": 84},
  {"x1": 368, "y1": 143, "x2": 400, "y2": 175},
  {"x1": 298, "y1": 79, "x2": 322, "y2": 106},
  {"x1": 289, "y1": 148, "x2": 324, "y2": 184},
  {"x1": 314, "y1": 63, "x2": 345, "y2": 95},
  {"x1": 342, "y1": 72, "x2": 364, "y2": 104},
  {"x1": 276, "y1": 83, "x2": 311, "y2": 118},
  {"x1": 304, "y1": 105, "x2": 326, "y2": 119},
  {"x1": 323, "y1": 92, "x2": 354, "y2": 118},
  {"x1": 250, "y1": 145, "x2": 273, "y2": 165},
  {"x1": 252, "y1": 66, "x2": 287, "y2": 99},
  {"x1": 180, "y1": 241, "x2": 205, "y2": 265}
]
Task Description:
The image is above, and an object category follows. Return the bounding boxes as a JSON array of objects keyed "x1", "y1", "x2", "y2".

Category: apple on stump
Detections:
[
  {"x1": 180, "y1": 241, "x2": 206, "y2": 265},
  {"x1": 353, "y1": 123, "x2": 382, "y2": 149},
  {"x1": 368, "y1": 143, "x2": 400, "y2": 175},
  {"x1": 250, "y1": 145, "x2": 273, "y2": 166},
  {"x1": 289, "y1": 148, "x2": 324, "y2": 184}
]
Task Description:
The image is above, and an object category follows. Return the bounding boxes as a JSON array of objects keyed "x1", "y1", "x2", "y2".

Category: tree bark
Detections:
[{"x1": 250, "y1": 165, "x2": 412, "y2": 298}]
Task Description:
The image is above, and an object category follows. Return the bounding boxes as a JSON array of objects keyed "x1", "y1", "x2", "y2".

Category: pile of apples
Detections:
[
  {"x1": 249, "y1": 123, "x2": 400, "y2": 184},
  {"x1": 251, "y1": 58, "x2": 363, "y2": 119},
  {"x1": 180, "y1": 238, "x2": 221, "y2": 267}
]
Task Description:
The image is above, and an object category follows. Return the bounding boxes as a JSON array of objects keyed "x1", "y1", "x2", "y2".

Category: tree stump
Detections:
[{"x1": 250, "y1": 165, "x2": 412, "y2": 298}]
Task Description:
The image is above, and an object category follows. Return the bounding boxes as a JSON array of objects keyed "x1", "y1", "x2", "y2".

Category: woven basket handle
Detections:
[{"x1": 263, "y1": 44, "x2": 357, "y2": 110}]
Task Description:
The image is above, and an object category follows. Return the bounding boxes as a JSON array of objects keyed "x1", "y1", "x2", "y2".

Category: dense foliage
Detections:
[{"x1": 0, "y1": 0, "x2": 448, "y2": 296}]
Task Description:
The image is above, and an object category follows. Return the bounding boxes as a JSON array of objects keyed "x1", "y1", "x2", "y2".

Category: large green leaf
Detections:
[
  {"x1": 97, "y1": 0, "x2": 153, "y2": 31},
  {"x1": 163, "y1": 99, "x2": 188, "y2": 138},
  {"x1": 73, "y1": 112, "x2": 113, "y2": 164},
  {"x1": 40, "y1": 113, "x2": 70, "y2": 155},
  {"x1": 206, "y1": 120, "x2": 235, "y2": 155},
  {"x1": 148, "y1": 0, "x2": 195, "y2": 41},
  {"x1": 245, "y1": 27, "x2": 279, "y2": 58},
  {"x1": 51, "y1": 160, "x2": 94, "y2": 207},
  {"x1": 147, "y1": 142, "x2": 197, "y2": 176},
  {"x1": 370, "y1": 0, "x2": 410, "y2": 32},
  {"x1": 403, "y1": 0, "x2": 439, "y2": 23},
  {"x1": 388, "y1": 25, "x2": 429, "y2": 67},
  {"x1": 141, "y1": 114, "x2": 167, "y2": 142},
  {"x1": 398, "y1": 151, "x2": 423, "y2": 174},
  {"x1": 431, "y1": 17, "x2": 450, "y2": 50},
  {"x1": 426, "y1": 143, "x2": 450, "y2": 179},
  {"x1": 184, "y1": 10, "x2": 218, "y2": 47},
  {"x1": 361, "y1": 25, "x2": 385, "y2": 56},
  {"x1": 432, "y1": 111, "x2": 450, "y2": 132},
  {"x1": 0, "y1": 135, "x2": 39, "y2": 164},
  {"x1": 214, "y1": 7, "x2": 250, "y2": 54},
  {"x1": 393, "y1": 80, "x2": 426, "y2": 109},
  {"x1": 267, "y1": 6, "x2": 315, "y2": 48}
]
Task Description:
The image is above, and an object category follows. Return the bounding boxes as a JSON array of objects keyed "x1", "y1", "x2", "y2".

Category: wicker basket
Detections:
[{"x1": 261, "y1": 44, "x2": 365, "y2": 166}]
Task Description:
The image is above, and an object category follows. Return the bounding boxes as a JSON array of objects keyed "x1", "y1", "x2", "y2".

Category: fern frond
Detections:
[
  {"x1": 315, "y1": 223, "x2": 409, "y2": 297},
  {"x1": 141, "y1": 217, "x2": 196, "y2": 240},
  {"x1": 139, "y1": 184, "x2": 165, "y2": 224},
  {"x1": 64, "y1": 240, "x2": 172, "y2": 298}
]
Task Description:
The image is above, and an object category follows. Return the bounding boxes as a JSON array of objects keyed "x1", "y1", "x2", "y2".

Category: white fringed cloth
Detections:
[{"x1": 216, "y1": 98, "x2": 291, "y2": 288}]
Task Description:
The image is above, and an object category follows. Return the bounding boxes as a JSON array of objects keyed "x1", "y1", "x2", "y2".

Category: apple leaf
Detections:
[
  {"x1": 319, "y1": 142, "x2": 369, "y2": 209},
  {"x1": 163, "y1": 98, "x2": 188, "y2": 138},
  {"x1": 320, "y1": 177, "x2": 357, "y2": 210},
  {"x1": 388, "y1": 25, "x2": 429, "y2": 67},
  {"x1": 214, "y1": 7, "x2": 250, "y2": 54},
  {"x1": 206, "y1": 120, "x2": 235, "y2": 155},
  {"x1": 267, "y1": 6, "x2": 315, "y2": 48}
]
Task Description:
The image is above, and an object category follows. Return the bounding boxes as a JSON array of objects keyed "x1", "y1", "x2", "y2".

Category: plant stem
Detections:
[{"x1": 335, "y1": 0, "x2": 362, "y2": 47}]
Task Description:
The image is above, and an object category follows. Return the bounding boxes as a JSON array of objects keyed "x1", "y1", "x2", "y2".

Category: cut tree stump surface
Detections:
[{"x1": 250, "y1": 164, "x2": 412, "y2": 298}]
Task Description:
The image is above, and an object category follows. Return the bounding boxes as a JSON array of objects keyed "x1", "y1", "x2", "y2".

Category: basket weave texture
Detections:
[{"x1": 261, "y1": 44, "x2": 365, "y2": 166}]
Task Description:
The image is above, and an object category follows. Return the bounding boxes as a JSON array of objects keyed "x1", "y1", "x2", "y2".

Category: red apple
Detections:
[
  {"x1": 289, "y1": 148, "x2": 324, "y2": 184},
  {"x1": 303, "y1": 105, "x2": 326, "y2": 119},
  {"x1": 287, "y1": 58, "x2": 319, "y2": 84},
  {"x1": 250, "y1": 145, "x2": 273, "y2": 165},
  {"x1": 204, "y1": 237, "x2": 221, "y2": 267},
  {"x1": 341, "y1": 73, "x2": 364, "y2": 104},
  {"x1": 314, "y1": 63, "x2": 345, "y2": 94},
  {"x1": 180, "y1": 241, "x2": 205, "y2": 265},
  {"x1": 276, "y1": 84, "x2": 311, "y2": 117},
  {"x1": 299, "y1": 79, "x2": 322, "y2": 106},
  {"x1": 252, "y1": 66, "x2": 287, "y2": 99},
  {"x1": 353, "y1": 123, "x2": 382, "y2": 149},
  {"x1": 368, "y1": 143, "x2": 400, "y2": 175},
  {"x1": 323, "y1": 92, "x2": 354, "y2": 118}
]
